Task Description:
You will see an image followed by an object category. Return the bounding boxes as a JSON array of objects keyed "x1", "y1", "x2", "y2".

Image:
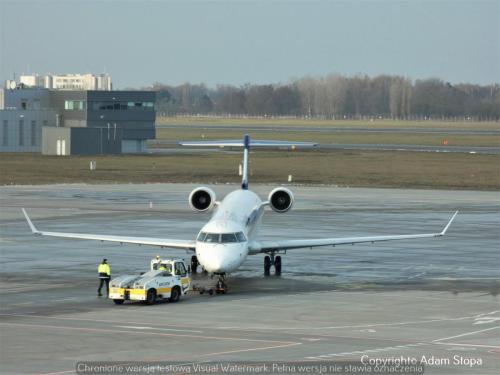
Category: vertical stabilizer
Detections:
[{"x1": 242, "y1": 134, "x2": 250, "y2": 189}]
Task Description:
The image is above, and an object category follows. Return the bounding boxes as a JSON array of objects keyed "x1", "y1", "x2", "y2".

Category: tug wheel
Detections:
[
  {"x1": 145, "y1": 289, "x2": 157, "y2": 305},
  {"x1": 170, "y1": 286, "x2": 181, "y2": 303}
]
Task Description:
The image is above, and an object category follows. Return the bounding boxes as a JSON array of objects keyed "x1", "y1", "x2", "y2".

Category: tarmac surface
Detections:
[{"x1": 0, "y1": 184, "x2": 499, "y2": 374}]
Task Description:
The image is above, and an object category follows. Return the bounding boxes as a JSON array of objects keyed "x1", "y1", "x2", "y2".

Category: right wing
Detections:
[
  {"x1": 249, "y1": 211, "x2": 458, "y2": 254},
  {"x1": 22, "y1": 209, "x2": 196, "y2": 251}
]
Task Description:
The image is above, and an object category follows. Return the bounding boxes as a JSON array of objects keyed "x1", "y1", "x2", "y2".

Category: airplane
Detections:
[{"x1": 22, "y1": 134, "x2": 458, "y2": 293}]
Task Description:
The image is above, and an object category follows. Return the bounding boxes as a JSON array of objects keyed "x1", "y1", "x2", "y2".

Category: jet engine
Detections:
[
  {"x1": 268, "y1": 187, "x2": 294, "y2": 213},
  {"x1": 189, "y1": 187, "x2": 216, "y2": 212}
]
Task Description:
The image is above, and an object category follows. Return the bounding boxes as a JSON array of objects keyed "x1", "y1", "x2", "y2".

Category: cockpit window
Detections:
[
  {"x1": 236, "y1": 232, "x2": 247, "y2": 242},
  {"x1": 204, "y1": 233, "x2": 220, "y2": 243},
  {"x1": 221, "y1": 233, "x2": 237, "y2": 243},
  {"x1": 197, "y1": 231, "x2": 247, "y2": 243}
]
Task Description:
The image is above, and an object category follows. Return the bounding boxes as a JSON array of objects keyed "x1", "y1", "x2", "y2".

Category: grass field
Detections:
[
  {"x1": 1, "y1": 151, "x2": 498, "y2": 190},
  {"x1": 157, "y1": 116, "x2": 500, "y2": 130}
]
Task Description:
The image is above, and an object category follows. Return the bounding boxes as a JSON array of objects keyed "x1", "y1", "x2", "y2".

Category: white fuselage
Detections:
[{"x1": 195, "y1": 189, "x2": 264, "y2": 273}]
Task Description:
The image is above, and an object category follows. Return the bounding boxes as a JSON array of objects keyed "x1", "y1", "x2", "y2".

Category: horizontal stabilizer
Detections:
[{"x1": 179, "y1": 139, "x2": 318, "y2": 148}]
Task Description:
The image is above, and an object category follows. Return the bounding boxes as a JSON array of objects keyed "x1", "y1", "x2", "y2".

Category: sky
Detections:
[{"x1": 0, "y1": 0, "x2": 498, "y2": 89}]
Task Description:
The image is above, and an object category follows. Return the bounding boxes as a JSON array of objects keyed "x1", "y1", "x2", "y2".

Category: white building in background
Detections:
[{"x1": 18, "y1": 73, "x2": 112, "y2": 91}]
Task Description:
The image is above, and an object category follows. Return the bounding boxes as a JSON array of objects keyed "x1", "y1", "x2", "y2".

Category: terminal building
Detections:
[{"x1": 0, "y1": 80, "x2": 156, "y2": 155}]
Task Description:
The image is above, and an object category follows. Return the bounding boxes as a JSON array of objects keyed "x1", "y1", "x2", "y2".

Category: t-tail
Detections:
[{"x1": 179, "y1": 134, "x2": 318, "y2": 190}]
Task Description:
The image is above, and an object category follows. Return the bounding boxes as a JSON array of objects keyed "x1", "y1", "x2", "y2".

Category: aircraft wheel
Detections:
[
  {"x1": 264, "y1": 256, "x2": 271, "y2": 276},
  {"x1": 191, "y1": 256, "x2": 199, "y2": 273},
  {"x1": 170, "y1": 286, "x2": 181, "y2": 303},
  {"x1": 145, "y1": 288, "x2": 157, "y2": 305},
  {"x1": 275, "y1": 256, "x2": 282, "y2": 276}
]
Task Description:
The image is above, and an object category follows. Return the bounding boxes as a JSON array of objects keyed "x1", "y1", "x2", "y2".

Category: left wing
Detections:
[
  {"x1": 249, "y1": 211, "x2": 458, "y2": 254},
  {"x1": 22, "y1": 209, "x2": 196, "y2": 251}
]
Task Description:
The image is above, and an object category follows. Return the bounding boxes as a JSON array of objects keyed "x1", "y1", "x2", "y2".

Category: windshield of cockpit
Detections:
[{"x1": 196, "y1": 232, "x2": 247, "y2": 243}]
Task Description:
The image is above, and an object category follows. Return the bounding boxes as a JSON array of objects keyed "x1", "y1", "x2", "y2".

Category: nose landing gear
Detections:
[
  {"x1": 264, "y1": 253, "x2": 282, "y2": 276},
  {"x1": 197, "y1": 273, "x2": 228, "y2": 295},
  {"x1": 215, "y1": 274, "x2": 228, "y2": 294}
]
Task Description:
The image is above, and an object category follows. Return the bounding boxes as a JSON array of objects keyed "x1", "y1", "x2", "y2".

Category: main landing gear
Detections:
[{"x1": 264, "y1": 253, "x2": 282, "y2": 276}]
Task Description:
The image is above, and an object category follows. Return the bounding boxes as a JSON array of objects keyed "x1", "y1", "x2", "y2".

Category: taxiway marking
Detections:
[
  {"x1": 0, "y1": 321, "x2": 298, "y2": 345},
  {"x1": 115, "y1": 325, "x2": 203, "y2": 333},
  {"x1": 199, "y1": 342, "x2": 303, "y2": 357},
  {"x1": 432, "y1": 326, "x2": 500, "y2": 343},
  {"x1": 305, "y1": 343, "x2": 427, "y2": 360}
]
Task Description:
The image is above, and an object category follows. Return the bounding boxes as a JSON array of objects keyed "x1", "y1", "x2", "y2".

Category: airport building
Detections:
[
  {"x1": 0, "y1": 88, "x2": 58, "y2": 152},
  {"x1": 0, "y1": 85, "x2": 156, "y2": 155},
  {"x1": 15, "y1": 73, "x2": 112, "y2": 91}
]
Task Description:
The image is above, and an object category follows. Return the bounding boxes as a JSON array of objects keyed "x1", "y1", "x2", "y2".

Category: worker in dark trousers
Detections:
[{"x1": 97, "y1": 258, "x2": 111, "y2": 297}]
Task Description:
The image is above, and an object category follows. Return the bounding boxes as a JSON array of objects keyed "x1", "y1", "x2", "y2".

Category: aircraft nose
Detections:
[
  {"x1": 202, "y1": 252, "x2": 226, "y2": 273},
  {"x1": 197, "y1": 243, "x2": 246, "y2": 273}
]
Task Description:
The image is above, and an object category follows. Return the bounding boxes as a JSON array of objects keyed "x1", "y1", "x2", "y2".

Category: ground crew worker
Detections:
[
  {"x1": 153, "y1": 255, "x2": 161, "y2": 270},
  {"x1": 97, "y1": 259, "x2": 111, "y2": 297},
  {"x1": 159, "y1": 263, "x2": 167, "y2": 271}
]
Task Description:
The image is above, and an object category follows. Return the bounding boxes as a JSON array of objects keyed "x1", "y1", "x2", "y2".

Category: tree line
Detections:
[{"x1": 148, "y1": 75, "x2": 500, "y2": 120}]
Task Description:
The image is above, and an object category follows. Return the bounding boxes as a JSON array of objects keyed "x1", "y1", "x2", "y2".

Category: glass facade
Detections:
[
  {"x1": 90, "y1": 101, "x2": 154, "y2": 111},
  {"x1": 64, "y1": 100, "x2": 86, "y2": 110},
  {"x1": 64, "y1": 100, "x2": 154, "y2": 111}
]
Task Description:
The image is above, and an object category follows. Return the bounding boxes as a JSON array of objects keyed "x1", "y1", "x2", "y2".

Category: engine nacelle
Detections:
[
  {"x1": 189, "y1": 187, "x2": 216, "y2": 212},
  {"x1": 268, "y1": 187, "x2": 294, "y2": 213}
]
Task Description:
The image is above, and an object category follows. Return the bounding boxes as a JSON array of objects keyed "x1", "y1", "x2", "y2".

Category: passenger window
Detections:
[
  {"x1": 236, "y1": 232, "x2": 247, "y2": 242},
  {"x1": 221, "y1": 233, "x2": 237, "y2": 243}
]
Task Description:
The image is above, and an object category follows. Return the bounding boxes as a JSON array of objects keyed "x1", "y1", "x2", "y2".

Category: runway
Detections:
[
  {"x1": 0, "y1": 184, "x2": 499, "y2": 374},
  {"x1": 149, "y1": 140, "x2": 500, "y2": 155}
]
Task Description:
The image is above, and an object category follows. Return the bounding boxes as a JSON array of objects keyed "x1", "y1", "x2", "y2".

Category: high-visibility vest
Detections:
[
  {"x1": 159, "y1": 265, "x2": 167, "y2": 271},
  {"x1": 98, "y1": 263, "x2": 111, "y2": 277}
]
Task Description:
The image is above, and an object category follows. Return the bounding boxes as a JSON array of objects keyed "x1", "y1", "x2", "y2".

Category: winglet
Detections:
[
  {"x1": 439, "y1": 211, "x2": 458, "y2": 236},
  {"x1": 22, "y1": 209, "x2": 40, "y2": 234}
]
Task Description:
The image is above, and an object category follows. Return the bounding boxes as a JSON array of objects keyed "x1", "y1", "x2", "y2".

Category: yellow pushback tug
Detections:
[{"x1": 109, "y1": 258, "x2": 190, "y2": 305}]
